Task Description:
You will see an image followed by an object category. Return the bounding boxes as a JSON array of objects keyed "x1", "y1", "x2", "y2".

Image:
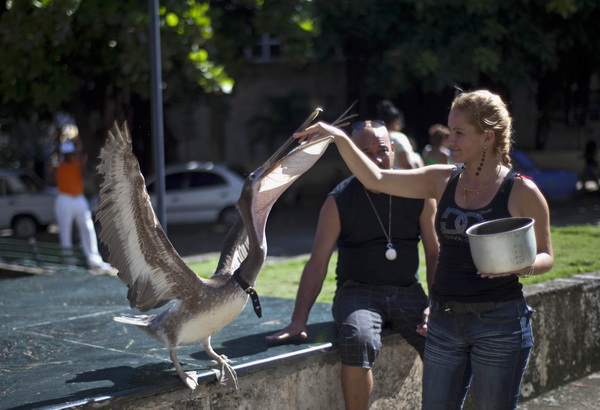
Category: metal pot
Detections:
[{"x1": 466, "y1": 217, "x2": 536, "y2": 274}]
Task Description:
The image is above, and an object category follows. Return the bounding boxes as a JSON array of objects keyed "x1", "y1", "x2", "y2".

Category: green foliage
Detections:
[
  {"x1": 0, "y1": 0, "x2": 234, "y2": 119},
  {"x1": 310, "y1": 0, "x2": 598, "y2": 95},
  {"x1": 546, "y1": 0, "x2": 578, "y2": 18},
  {"x1": 245, "y1": 91, "x2": 312, "y2": 149},
  {"x1": 2, "y1": 0, "x2": 600, "y2": 163},
  {"x1": 0, "y1": 0, "x2": 82, "y2": 114}
]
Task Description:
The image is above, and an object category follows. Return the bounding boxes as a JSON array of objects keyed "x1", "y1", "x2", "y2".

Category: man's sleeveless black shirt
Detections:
[{"x1": 331, "y1": 176, "x2": 424, "y2": 287}]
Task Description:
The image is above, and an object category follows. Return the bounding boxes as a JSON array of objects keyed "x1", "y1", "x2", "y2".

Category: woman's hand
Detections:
[
  {"x1": 478, "y1": 265, "x2": 534, "y2": 279},
  {"x1": 293, "y1": 121, "x2": 349, "y2": 144}
]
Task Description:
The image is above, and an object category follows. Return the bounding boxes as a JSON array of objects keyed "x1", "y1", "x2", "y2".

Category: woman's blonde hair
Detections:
[{"x1": 451, "y1": 89, "x2": 513, "y2": 168}]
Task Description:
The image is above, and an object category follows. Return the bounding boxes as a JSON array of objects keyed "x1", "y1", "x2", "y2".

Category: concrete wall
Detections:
[
  {"x1": 99, "y1": 271, "x2": 600, "y2": 409},
  {"x1": 521, "y1": 271, "x2": 600, "y2": 399},
  {"x1": 164, "y1": 61, "x2": 348, "y2": 172}
]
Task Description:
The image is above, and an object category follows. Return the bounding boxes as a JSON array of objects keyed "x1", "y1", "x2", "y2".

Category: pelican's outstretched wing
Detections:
[
  {"x1": 243, "y1": 104, "x2": 355, "y2": 245},
  {"x1": 96, "y1": 123, "x2": 202, "y2": 312}
]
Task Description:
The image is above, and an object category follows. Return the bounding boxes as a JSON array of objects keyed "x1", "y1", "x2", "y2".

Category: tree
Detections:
[
  {"x1": 0, "y1": 0, "x2": 234, "y2": 171},
  {"x1": 307, "y1": 0, "x2": 600, "y2": 148}
]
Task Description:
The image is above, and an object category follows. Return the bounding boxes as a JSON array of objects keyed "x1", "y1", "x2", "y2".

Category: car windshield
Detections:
[
  {"x1": 146, "y1": 171, "x2": 226, "y2": 193},
  {"x1": 0, "y1": 172, "x2": 44, "y2": 195}
]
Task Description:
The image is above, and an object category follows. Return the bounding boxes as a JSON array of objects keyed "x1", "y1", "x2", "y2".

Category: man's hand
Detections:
[
  {"x1": 416, "y1": 306, "x2": 430, "y2": 337},
  {"x1": 265, "y1": 321, "x2": 308, "y2": 342}
]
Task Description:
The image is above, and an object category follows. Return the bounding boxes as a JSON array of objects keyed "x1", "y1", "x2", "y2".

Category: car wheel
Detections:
[
  {"x1": 12, "y1": 216, "x2": 39, "y2": 238},
  {"x1": 218, "y1": 207, "x2": 239, "y2": 226}
]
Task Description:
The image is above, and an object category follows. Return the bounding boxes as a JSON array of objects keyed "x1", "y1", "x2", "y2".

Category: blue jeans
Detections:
[{"x1": 422, "y1": 298, "x2": 534, "y2": 410}]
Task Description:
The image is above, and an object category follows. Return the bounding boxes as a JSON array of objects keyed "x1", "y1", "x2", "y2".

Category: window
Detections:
[
  {"x1": 164, "y1": 173, "x2": 187, "y2": 191},
  {"x1": 244, "y1": 34, "x2": 281, "y2": 63},
  {"x1": 147, "y1": 173, "x2": 187, "y2": 193},
  {"x1": 189, "y1": 171, "x2": 226, "y2": 188}
]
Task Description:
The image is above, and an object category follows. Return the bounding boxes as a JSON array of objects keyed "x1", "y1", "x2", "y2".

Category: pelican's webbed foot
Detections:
[
  {"x1": 209, "y1": 356, "x2": 239, "y2": 389},
  {"x1": 182, "y1": 371, "x2": 199, "y2": 390},
  {"x1": 169, "y1": 346, "x2": 199, "y2": 389}
]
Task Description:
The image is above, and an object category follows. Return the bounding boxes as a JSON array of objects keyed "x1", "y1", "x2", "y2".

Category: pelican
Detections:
[{"x1": 95, "y1": 108, "x2": 346, "y2": 389}]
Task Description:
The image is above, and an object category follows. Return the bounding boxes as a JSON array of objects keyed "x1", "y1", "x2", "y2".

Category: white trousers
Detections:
[{"x1": 54, "y1": 193, "x2": 104, "y2": 268}]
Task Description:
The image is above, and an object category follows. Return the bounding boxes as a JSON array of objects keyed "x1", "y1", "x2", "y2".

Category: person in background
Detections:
[
  {"x1": 408, "y1": 135, "x2": 426, "y2": 168},
  {"x1": 294, "y1": 89, "x2": 553, "y2": 410},
  {"x1": 422, "y1": 124, "x2": 452, "y2": 165},
  {"x1": 52, "y1": 139, "x2": 116, "y2": 275},
  {"x1": 267, "y1": 120, "x2": 439, "y2": 410},
  {"x1": 377, "y1": 100, "x2": 421, "y2": 169},
  {"x1": 580, "y1": 130, "x2": 599, "y2": 191}
]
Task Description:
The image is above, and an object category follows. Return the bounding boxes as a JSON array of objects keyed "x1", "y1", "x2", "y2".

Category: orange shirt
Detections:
[{"x1": 56, "y1": 159, "x2": 84, "y2": 195}]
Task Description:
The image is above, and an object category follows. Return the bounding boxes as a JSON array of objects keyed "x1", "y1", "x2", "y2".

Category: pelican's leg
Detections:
[
  {"x1": 203, "y1": 336, "x2": 239, "y2": 389},
  {"x1": 169, "y1": 346, "x2": 198, "y2": 389}
]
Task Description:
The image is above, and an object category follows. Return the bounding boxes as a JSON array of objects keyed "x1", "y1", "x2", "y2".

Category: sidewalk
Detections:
[{"x1": 519, "y1": 371, "x2": 600, "y2": 409}]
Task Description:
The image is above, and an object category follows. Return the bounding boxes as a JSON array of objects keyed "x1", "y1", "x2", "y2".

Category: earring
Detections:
[{"x1": 476, "y1": 146, "x2": 487, "y2": 176}]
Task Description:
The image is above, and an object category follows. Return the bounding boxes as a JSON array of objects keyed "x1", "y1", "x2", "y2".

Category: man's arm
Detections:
[
  {"x1": 419, "y1": 198, "x2": 439, "y2": 294},
  {"x1": 265, "y1": 195, "x2": 340, "y2": 341}
]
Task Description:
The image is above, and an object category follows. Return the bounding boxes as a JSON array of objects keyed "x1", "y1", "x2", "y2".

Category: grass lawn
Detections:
[{"x1": 188, "y1": 224, "x2": 600, "y2": 305}]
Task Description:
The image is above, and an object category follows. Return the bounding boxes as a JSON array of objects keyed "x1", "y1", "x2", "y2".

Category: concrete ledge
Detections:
[
  {"x1": 75, "y1": 335, "x2": 421, "y2": 410},
  {"x1": 3, "y1": 270, "x2": 598, "y2": 409},
  {"x1": 522, "y1": 270, "x2": 600, "y2": 399},
  {"x1": 81, "y1": 272, "x2": 600, "y2": 409}
]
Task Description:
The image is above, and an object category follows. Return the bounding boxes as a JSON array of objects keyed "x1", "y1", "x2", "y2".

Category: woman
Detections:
[
  {"x1": 294, "y1": 89, "x2": 553, "y2": 410},
  {"x1": 423, "y1": 123, "x2": 452, "y2": 165}
]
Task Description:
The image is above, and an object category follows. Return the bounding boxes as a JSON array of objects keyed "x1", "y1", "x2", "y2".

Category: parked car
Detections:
[
  {"x1": 145, "y1": 161, "x2": 246, "y2": 225},
  {"x1": 511, "y1": 150, "x2": 579, "y2": 201},
  {"x1": 0, "y1": 169, "x2": 57, "y2": 237}
]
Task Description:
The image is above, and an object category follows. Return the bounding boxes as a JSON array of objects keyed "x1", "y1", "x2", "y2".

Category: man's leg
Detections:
[
  {"x1": 333, "y1": 282, "x2": 385, "y2": 410},
  {"x1": 55, "y1": 195, "x2": 74, "y2": 248},
  {"x1": 73, "y1": 196, "x2": 104, "y2": 267},
  {"x1": 389, "y1": 282, "x2": 428, "y2": 357},
  {"x1": 341, "y1": 365, "x2": 372, "y2": 410}
]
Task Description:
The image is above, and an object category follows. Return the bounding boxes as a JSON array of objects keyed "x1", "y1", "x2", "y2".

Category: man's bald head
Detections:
[{"x1": 350, "y1": 121, "x2": 394, "y2": 170}]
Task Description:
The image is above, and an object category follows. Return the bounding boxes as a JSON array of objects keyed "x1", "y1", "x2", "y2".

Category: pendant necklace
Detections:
[
  {"x1": 458, "y1": 165, "x2": 501, "y2": 202},
  {"x1": 364, "y1": 188, "x2": 397, "y2": 261}
]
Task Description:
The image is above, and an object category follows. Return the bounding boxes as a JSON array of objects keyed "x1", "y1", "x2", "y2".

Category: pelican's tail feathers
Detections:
[{"x1": 114, "y1": 313, "x2": 155, "y2": 326}]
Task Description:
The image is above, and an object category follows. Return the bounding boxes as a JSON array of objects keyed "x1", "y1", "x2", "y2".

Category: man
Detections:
[
  {"x1": 266, "y1": 121, "x2": 438, "y2": 410},
  {"x1": 53, "y1": 139, "x2": 115, "y2": 275}
]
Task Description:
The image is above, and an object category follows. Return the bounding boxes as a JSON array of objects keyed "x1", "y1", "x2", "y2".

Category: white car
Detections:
[
  {"x1": 0, "y1": 169, "x2": 57, "y2": 237},
  {"x1": 145, "y1": 161, "x2": 245, "y2": 225}
]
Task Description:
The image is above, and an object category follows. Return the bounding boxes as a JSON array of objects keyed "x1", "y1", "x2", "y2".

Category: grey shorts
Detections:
[{"x1": 332, "y1": 280, "x2": 427, "y2": 368}]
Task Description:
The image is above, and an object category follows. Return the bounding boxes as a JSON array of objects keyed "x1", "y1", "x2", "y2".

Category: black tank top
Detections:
[
  {"x1": 431, "y1": 167, "x2": 524, "y2": 303},
  {"x1": 332, "y1": 176, "x2": 424, "y2": 286}
]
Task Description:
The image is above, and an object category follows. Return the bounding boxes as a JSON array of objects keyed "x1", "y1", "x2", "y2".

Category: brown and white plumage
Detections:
[{"x1": 95, "y1": 110, "x2": 333, "y2": 389}]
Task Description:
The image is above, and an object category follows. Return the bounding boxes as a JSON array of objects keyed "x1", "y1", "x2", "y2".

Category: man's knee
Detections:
[{"x1": 337, "y1": 323, "x2": 381, "y2": 367}]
